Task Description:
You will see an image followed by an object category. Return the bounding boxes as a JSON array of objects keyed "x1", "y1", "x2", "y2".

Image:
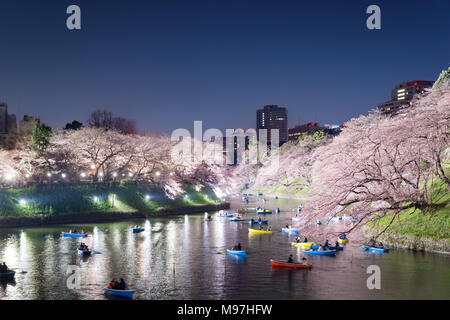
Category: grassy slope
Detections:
[
  {"x1": 0, "y1": 182, "x2": 219, "y2": 216},
  {"x1": 371, "y1": 166, "x2": 450, "y2": 240}
]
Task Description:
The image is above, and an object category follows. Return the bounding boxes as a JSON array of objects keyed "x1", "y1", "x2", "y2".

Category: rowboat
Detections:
[
  {"x1": 248, "y1": 228, "x2": 272, "y2": 234},
  {"x1": 204, "y1": 218, "x2": 213, "y2": 221},
  {"x1": 248, "y1": 220, "x2": 268, "y2": 225},
  {"x1": 78, "y1": 249, "x2": 92, "y2": 256},
  {"x1": 291, "y1": 242, "x2": 316, "y2": 249},
  {"x1": 132, "y1": 228, "x2": 145, "y2": 233},
  {"x1": 362, "y1": 245, "x2": 389, "y2": 253},
  {"x1": 304, "y1": 250, "x2": 336, "y2": 256},
  {"x1": 230, "y1": 218, "x2": 244, "y2": 222},
  {"x1": 226, "y1": 249, "x2": 247, "y2": 257},
  {"x1": 338, "y1": 238, "x2": 349, "y2": 244},
  {"x1": 237, "y1": 210, "x2": 248, "y2": 213},
  {"x1": 275, "y1": 208, "x2": 281, "y2": 213},
  {"x1": 0, "y1": 270, "x2": 15, "y2": 279},
  {"x1": 104, "y1": 287, "x2": 134, "y2": 298},
  {"x1": 315, "y1": 221, "x2": 322, "y2": 225},
  {"x1": 62, "y1": 232, "x2": 87, "y2": 238},
  {"x1": 217, "y1": 214, "x2": 233, "y2": 218},
  {"x1": 282, "y1": 228, "x2": 299, "y2": 235},
  {"x1": 257, "y1": 210, "x2": 272, "y2": 214},
  {"x1": 270, "y1": 259, "x2": 312, "y2": 269}
]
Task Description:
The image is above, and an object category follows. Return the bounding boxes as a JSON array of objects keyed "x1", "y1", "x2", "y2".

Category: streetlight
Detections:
[
  {"x1": 156, "y1": 171, "x2": 160, "y2": 176},
  {"x1": 145, "y1": 195, "x2": 150, "y2": 201},
  {"x1": 47, "y1": 172, "x2": 52, "y2": 177},
  {"x1": 19, "y1": 199, "x2": 27, "y2": 205},
  {"x1": 61, "y1": 173, "x2": 67, "y2": 179},
  {"x1": 93, "y1": 196, "x2": 99, "y2": 202},
  {"x1": 80, "y1": 173, "x2": 86, "y2": 178},
  {"x1": 4, "y1": 172, "x2": 14, "y2": 181},
  {"x1": 112, "y1": 172, "x2": 117, "y2": 177}
]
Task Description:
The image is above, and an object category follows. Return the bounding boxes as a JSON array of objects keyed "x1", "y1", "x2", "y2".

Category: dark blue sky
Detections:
[{"x1": 0, "y1": 0, "x2": 449, "y2": 134}]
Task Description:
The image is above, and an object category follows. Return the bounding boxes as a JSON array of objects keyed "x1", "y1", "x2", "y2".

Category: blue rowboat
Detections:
[
  {"x1": 362, "y1": 245, "x2": 389, "y2": 253},
  {"x1": 104, "y1": 287, "x2": 134, "y2": 298},
  {"x1": 310, "y1": 244, "x2": 319, "y2": 250},
  {"x1": 0, "y1": 270, "x2": 15, "y2": 279},
  {"x1": 226, "y1": 249, "x2": 247, "y2": 257},
  {"x1": 304, "y1": 250, "x2": 336, "y2": 256},
  {"x1": 248, "y1": 220, "x2": 268, "y2": 225},
  {"x1": 230, "y1": 218, "x2": 244, "y2": 221},
  {"x1": 217, "y1": 214, "x2": 233, "y2": 218},
  {"x1": 325, "y1": 246, "x2": 344, "y2": 251},
  {"x1": 132, "y1": 228, "x2": 145, "y2": 233},
  {"x1": 77, "y1": 249, "x2": 91, "y2": 256},
  {"x1": 62, "y1": 232, "x2": 87, "y2": 238},
  {"x1": 315, "y1": 221, "x2": 322, "y2": 225},
  {"x1": 282, "y1": 228, "x2": 299, "y2": 235},
  {"x1": 257, "y1": 211, "x2": 272, "y2": 215}
]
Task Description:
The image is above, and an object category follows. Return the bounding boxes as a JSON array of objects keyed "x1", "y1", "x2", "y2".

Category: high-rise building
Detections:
[
  {"x1": 256, "y1": 105, "x2": 288, "y2": 144},
  {"x1": 0, "y1": 102, "x2": 16, "y2": 134},
  {"x1": 378, "y1": 80, "x2": 434, "y2": 115}
]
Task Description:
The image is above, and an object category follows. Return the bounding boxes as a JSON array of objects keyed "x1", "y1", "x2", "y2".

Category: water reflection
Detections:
[{"x1": 0, "y1": 197, "x2": 449, "y2": 300}]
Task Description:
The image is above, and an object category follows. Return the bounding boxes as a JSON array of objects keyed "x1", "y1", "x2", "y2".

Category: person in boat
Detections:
[
  {"x1": 288, "y1": 254, "x2": 294, "y2": 263},
  {"x1": 324, "y1": 239, "x2": 329, "y2": 247},
  {"x1": 207, "y1": 215, "x2": 212, "y2": 220},
  {"x1": 108, "y1": 279, "x2": 118, "y2": 289},
  {"x1": 81, "y1": 230, "x2": 86, "y2": 235},
  {"x1": 259, "y1": 224, "x2": 263, "y2": 230},
  {"x1": 258, "y1": 217, "x2": 262, "y2": 222},
  {"x1": 339, "y1": 234, "x2": 347, "y2": 240},
  {"x1": 304, "y1": 237, "x2": 308, "y2": 243},
  {"x1": 72, "y1": 228, "x2": 78, "y2": 234},
  {"x1": 369, "y1": 238, "x2": 376, "y2": 247},
  {"x1": 378, "y1": 242, "x2": 384, "y2": 249},
  {"x1": 250, "y1": 218, "x2": 255, "y2": 223},
  {"x1": 0, "y1": 262, "x2": 8, "y2": 273},
  {"x1": 335, "y1": 241, "x2": 340, "y2": 247},
  {"x1": 236, "y1": 243, "x2": 242, "y2": 251},
  {"x1": 285, "y1": 224, "x2": 289, "y2": 229},
  {"x1": 116, "y1": 278, "x2": 126, "y2": 290},
  {"x1": 295, "y1": 236, "x2": 301, "y2": 243},
  {"x1": 268, "y1": 226, "x2": 272, "y2": 231},
  {"x1": 302, "y1": 257, "x2": 308, "y2": 265}
]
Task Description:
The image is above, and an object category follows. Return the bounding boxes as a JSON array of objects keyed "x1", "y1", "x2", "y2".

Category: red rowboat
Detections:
[{"x1": 270, "y1": 259, "x2": 312, "y2": 269}]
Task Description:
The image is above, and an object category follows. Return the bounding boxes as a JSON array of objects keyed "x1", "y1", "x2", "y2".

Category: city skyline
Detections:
[{"x1": 1, "y1": 0, "x2": 449, "y2": 134}]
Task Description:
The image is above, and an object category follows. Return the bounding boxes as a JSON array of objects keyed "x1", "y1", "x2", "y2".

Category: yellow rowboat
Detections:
[
  {"x1": 248, "y1": 228, "x2": 273, "y2": 234},
  {"x1": 338, "y1": 238, "x2": 349, "y2": 244},
  {"x1": 237, "y1": 210, "x2": 249, "y2": 213},
  {"x1": 291, "y1": 242, "x2": 316, "y2": 249}
]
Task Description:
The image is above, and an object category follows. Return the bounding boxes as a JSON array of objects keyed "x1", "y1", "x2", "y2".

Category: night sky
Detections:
[{"x1": 0, "y1": 0, "x2": 449, "y2": 134}]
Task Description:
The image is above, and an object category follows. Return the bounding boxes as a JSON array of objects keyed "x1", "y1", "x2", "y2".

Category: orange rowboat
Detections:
[{"x1": 270, "y1": 259, "x2": 312, "y2": 269}]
